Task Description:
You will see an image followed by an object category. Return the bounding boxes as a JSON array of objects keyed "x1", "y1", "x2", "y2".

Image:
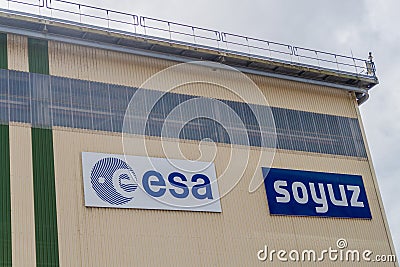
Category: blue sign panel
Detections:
[{"x1": 262, "y1": 168, "x2": 372, "y2": 219}]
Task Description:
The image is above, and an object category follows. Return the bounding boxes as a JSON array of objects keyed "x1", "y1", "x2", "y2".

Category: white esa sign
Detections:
[{"x1": 82, "y1": 152, "x2": 221, "y2": 212}]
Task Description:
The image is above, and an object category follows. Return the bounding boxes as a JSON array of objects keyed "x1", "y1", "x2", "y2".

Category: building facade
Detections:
[{"x1": 0, "y1": 2, "x2": 397, "y2": 266}]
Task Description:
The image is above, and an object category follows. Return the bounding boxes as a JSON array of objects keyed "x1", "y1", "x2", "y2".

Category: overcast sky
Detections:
[{"x1": 6, "y1": 0, "x2": 399, "y2": 257}]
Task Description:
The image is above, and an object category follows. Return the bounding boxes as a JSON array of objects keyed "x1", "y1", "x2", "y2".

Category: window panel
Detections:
[
  {"x1": 254, "y1": 104, "x2": 275, "y2": 149},
  {"x1": 214, "y1": 100, "x2": 233, "y2": 144},
  {"x1": 109, "y1": 85, "x2": 131, "y2": 132},
  {"x1": 178, "y1": 94, "x2": 198, "y2": 141},
  {"x1": 272, "y1": 107, "x2": 293, "y2": 151},
  {"x1": 52, "y1": 108, "x2": 72, "y2": 128},
  {"x1": 338, "y1": 117, "x2": 356, "y2": 157},
  {"x1": 313, "y1": 113, "x2": 334, "y2": 155},
  {"x1": 325, "y1": 115, "x2": 346, "y2": 156},
  {"x1": 162, "y1": 93, "x2": 184, "y2": 138},
  {"x1": 301, "y1": 111, "x2": 321, "y2": 154},
  {"x1": 72, "y1": 110, "x2": 93, "y2": 130},
  {"x1": 144, "y1": 89, "x2": 163, "y2": 137},
  {"x1": 208, "y1": 119, "x2": 220, "y2": 142},
  {"x1": 194, "y1": 97, "x2": 217, "y2": 142},
  {"x1": 70, "y1": 79, "x2": 92, "y2": 130},
  {"x1": 242, "y1": 103, "x2": 261, "y2": 147},
  {"x1": 50, "y1": 76, "x2": 72, "y2": 128},
  {"x1": 112, "y1": 115, "x2": 124, "y2": 133},
  {"x1": 70, "y1": 79, "x2": 91, "y2": 109},
  {"x1": 223, "y1": 100, "x2": 248, "y2": 146},
  {"x1": 286, "y1": 109, "x2": 307, "y2": 152},
  {"x1": 215, "y1": 120, "x2": 230, "y2": 144},
  {"x1": 9, "y1": 71, "x2": 30, "y2": 123},
  {"x1": 349, "y1": 118, "x2": 367, "y2": 157},
  {"x1": 109, "y1": 84, "x2": 130, "y2": 112},
  {"x1": 90, "y1": 82, "x2": 110, "y2": 112},
  {"x1": 31, "y1": 73, "x2": 52, "y2": 127},
  {"x1": 90, "y1": 82, "x2": 113, "y2": 132},
  {"x1": 126, "y1": 86, "x2": 136, "y2": 103},
  {"x1": 92, "y1": 111, "x2": 113, "y2": 132},
  {"x1": 51, "y1": 76, "x2": 71, "y2": 107}
]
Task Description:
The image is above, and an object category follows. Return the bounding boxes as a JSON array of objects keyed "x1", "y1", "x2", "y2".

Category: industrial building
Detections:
[{"x1": 0, "y1": 0, "x2": 396, "y2": 266}]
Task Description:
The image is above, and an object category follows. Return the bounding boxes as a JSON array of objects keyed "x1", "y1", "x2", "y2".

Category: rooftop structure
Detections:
[{"x1": 0, "y1": 0, "x2": 378, "y2": 104}]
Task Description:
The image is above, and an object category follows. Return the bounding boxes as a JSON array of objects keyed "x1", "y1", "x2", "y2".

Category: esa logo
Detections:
[
  {"x1": 90, "y1": 157, "x2": 138, "y2": 205},
  {"x1": 263, "y1": 168, "x2": 372, "y2": 219},
  {"x1": 91, "y1": 158, "x2": 213, "y2": 205}
]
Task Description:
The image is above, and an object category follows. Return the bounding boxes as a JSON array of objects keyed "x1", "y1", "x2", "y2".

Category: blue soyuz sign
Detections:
[{"x1": 262, "y1": 168, "x2": 372, "y2": 219}]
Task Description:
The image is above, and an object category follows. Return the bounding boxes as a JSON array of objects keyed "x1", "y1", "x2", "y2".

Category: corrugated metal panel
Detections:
[
  {"x1": 48, "y1": 41, "x2": 357, "y2": 118},
  {"x1": 7, "y1": 34, "x2": 28, "y2": 71},
  {"x1": 28, "y1": 38, "x2": 49, "y2": 75},
  {"x1": 9, "y1": 124, "x2": 36, "y2": 267},
  {"x1": 43, "y1": 38, "x2": 393, "y2": 265},
  {"x1": 251, "y1": 74, "x2": 356, "y2": 117},
  {"x1": 51, "y1": 130, "x2": 272, "y2": 266},
  {"x1": 49, "y1": 41, "x2": 171, "y2": 85},
  {"x1": 28, "y1": 36, "x2": 60, "y2": 266},
  {"x1": 51, "y1": 128, "x2": 395, "y2": 266},
  {"x1": 0, "y1": 124, "x2": 11, "y2": 266},
  {"x1": 0, "y1": 33, "x2": 7, "y2": 69},
  {"x1": 350, "y1": 98, "x2": 398, "y2": 258},
  {"x1": 31, "y1": 128, "x2": 59, "y2": 266}
]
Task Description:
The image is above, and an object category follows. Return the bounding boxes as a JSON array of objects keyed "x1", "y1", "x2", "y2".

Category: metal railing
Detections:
[
  {"x1": 292, "y1": 47, "x2": 375, "y2": 76},
  {"x1": 7, "y1": 0, "x2": 43, "y2": 8},
  {"x1": 3, "y1": 0, "x2": 376, "y2": 77},
  {"x1": 221, "y1": 32, "x2": 294, "y2": 62},
  {"x1": 140, "y1": 16, "x2": 221, "y2": 48},
  {"x1": 46, "y1": 0, "x2": 139, "y2": 31}
]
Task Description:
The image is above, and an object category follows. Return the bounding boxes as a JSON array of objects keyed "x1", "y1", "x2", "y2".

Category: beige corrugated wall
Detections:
[
  {"x1": 7, "y1": 34, "x2": 28, "y2": 71},
  {"x1": 7, "y1": 35, "x2": 36, "y2": 267},
  {"x1": 48, "y1": 41, "x2": 356, "y2": 118},
  {"x1": 0, "y1": 37, "x2": 366, "y2": 266},
  {"x1": 9, "y1": 124, "x2": 36, "y2": 267},
  {"x1": 351, "y1": 96, "x2": 398, "y2": 259},
  {"x1": 45, "y1": 39, "x2": 396, "y2": 266},
  {"x1": 51, "y1": 128, "x2": 395, "y2": 266}
]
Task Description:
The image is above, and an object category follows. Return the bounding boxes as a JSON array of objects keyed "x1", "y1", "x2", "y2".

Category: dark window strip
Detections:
[{"x1": 0, "y1": 68, "x2": 367, "y2": 158}]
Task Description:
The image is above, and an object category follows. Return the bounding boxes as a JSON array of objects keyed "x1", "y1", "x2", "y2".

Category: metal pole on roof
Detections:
[{"x1": 107, "y1": 10, "x2": 109, "y2": 30}]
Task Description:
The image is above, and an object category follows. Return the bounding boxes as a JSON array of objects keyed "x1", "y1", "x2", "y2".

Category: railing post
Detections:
[
  {"x1": 168, "y1": 22, "x2": 171, "y2": 40},
  {"x1": 216, "y1": 32, "x2": 220, "y2": 49},
  {"x1": 352, "y1": 56, "x2": 358, "y2": 74},
  {"x1": 78, "y1": 4, "x2": 81, "y2": 24},
  {"x1": 133, "y1": 15, "x2": 136, "y2": 34},
  {"x1": 293, "y1": 47, "x2": 300, "y2": 63},
  {"x1": 267, "y1": 41, "x2": 271, "y2": 58},
  {"x1": 192, "y1": 26, "x2": 196, "y2": 44},
  {"x1": 107, "y1": 10, "x2": 109, "y2": 30},
  {"x1": 335, "y1": 55, "x2": 339, "y2": 71},
  {"x1": 141, "y1": 17, "x2": 147, "y2": 35}
]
